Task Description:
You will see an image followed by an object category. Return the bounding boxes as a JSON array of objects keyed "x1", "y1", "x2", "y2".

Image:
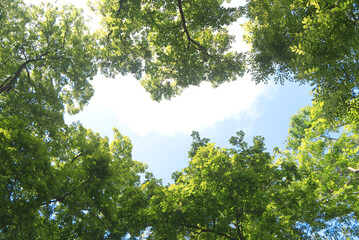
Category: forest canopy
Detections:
[{"x1": 1, "y1": 0, "x2": 359, "y2": 239}]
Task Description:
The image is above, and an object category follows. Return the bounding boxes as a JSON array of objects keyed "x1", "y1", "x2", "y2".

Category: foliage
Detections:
[
  {"x1": 2, "y1": 0, "x2": 359, "y2": 239},
  {"x1": 93, "y1": 0, "x2": 245, "y2": 101},
  {"x1": 0, "y1": 117, "x2": 148, "y2": 239},
  {"x1": 244, "y1": 0, "x2": 359, "y2": 120},
  {"x1": 0, "y1": 0, "x2": 98, "y2": 132},
  {"x1": 0, "y1": 2, "x2": 150, "y2": 238},
  {"x1": 146, "y1": 131, "x2": 310, "y2": 239},
  {"x1": 276, "y1": 102, "x2": 359, "y2": 238}
]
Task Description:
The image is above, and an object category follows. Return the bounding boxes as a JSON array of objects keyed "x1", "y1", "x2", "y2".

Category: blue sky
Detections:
[
  {"x1": 27, "y1": 0, "x2": 313, "y2": 184},
  {"x1": 65, "y1": 76, "x2": 313, "y2": 184}
]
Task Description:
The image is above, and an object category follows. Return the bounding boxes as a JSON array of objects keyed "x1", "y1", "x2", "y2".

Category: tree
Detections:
[
  {"x1": 4, "y1": 1, "x2": 359, "y2": 239},
  {"x1": 0, "y1": 118, "x2": 149, "y2": 239},
  {"x1": 0, "y1": 2, "x2": 152, "y2": 238},
  {"x1": 244, "y1": 0, "x2": 359, "y2": 120},
  {"x1": 146, "y1": 131, "x2": 309, "y2": 239},
  {"x1": 93, "y1": 0, "x2": 245, "y2": 101},
  {"x1": 0, "y1": 0, "x2": 98, "y2": 138},
  {"x1": 276, "y1": 101, "x2": 359, "y2": 238}
]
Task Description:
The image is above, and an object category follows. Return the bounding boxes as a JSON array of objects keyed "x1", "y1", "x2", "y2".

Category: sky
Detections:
[{"x1": 26, "y1": 0, "x2": 313, "y2": 184}]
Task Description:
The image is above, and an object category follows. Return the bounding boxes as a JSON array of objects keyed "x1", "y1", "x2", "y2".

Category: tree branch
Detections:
[
  {"x1": 107, "y1": 0, "x2": 127, "y2": 39},
  {"x1": 62, "y1": 24, "x2": 70, "y2": 48},
  {"x1": 45, "y1": 179, "x2": 91, "y2": 205},
  {"x1": 235, "y1": 214, "x2": 245, "y2": 240},
  {"x1": 321, "y1": 135, "x2": 338, "y2": 141},
  {"x1": 0, "y1": 54, "x2": 64, "y2": 94},
  {"x1": 161, "y1": 21, "x2": 182, "y2": 30},
  {"x1": 71, "y1": 152, "x2": 85, "y2": 164},
  {"x1": 177, "y1": 0, "x2": 213, "y2": 57},
  {"x1": 58, "y1": 179, "x2": 90, "y2": 202},
  {"x1": 0, "y1": 60, "x2": 34, "y2": 94},
  {"x1": 177, "y1": 0, "x2": 191, "y2": 49},
  {"x1": 346, "y1": 177, "x2": 359, "y2": 185},
  {"x1": 25, "y1": 65, "x2": 31, "y2": 84},
  {"x1": 346, "y1": 167, "x2": 359, "y2": 185},
  {"x1": 183, "y1": 224, "x2": 237, "y2": 240},
  {"x1": 348, "y1": 167, "x2": 359, "y2": 173}
]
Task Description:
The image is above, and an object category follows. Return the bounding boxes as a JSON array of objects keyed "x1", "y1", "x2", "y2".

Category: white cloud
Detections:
[{"x1": 88, "y1": 74, "x2": 268, "y2": 137}]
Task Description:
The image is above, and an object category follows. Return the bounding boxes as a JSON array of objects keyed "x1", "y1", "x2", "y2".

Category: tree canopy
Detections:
[
  {"x1": 276, "y1": 101, "x2": 359, "y2": 238},
  {"x1": 1, "y1": 0, "x2": 98, "y2": 116},
  {"x1": 0, "y1": 118, "x2": 149, "y2": 239},
  {"x1": 1, "y1": 0, "x2": 359, "y2": 239},
  {"x1": 93, "y1": 0, "x2": 245, "y2": 101},
  {"x1": 244, "y1": 0, "x2": 359, "y2": 120},
  {"x1": 147, "y1": 132, "x2": 305, "y2": 239},
  {"x1": 1, "y1": 1, "x2": 148, "y2": 238}
]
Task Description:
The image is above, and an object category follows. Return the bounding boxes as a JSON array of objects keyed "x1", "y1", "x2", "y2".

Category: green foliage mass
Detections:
[
  {"x1": 2, "y1": 0, "x2": 359, "y2": 239},
  {"x1": 0, "y1": 1, "x2": 149, "y2": 238},
  {"x1": 0, "y1": 118, "x2": 149, "y2": 239},
  {"x1": 94, "y1": 0, "x2": 245, "y2": 101},
  {"x1": 276, "y1": 102, "x2": 359, "y2": 238},
  {"x1": 0, "y1": 0, "x2": 98, "y2": 119},
  {"x1": 244, "y1": 0, "x2": 359, "y2": 121},
  {"x1": 147, "y1": 132, "x2": 314, "y2": 239}
]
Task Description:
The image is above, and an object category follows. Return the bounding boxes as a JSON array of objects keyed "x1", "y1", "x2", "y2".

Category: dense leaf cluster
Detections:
[
  {"x1": 94, "y1": 0, "x2": 245, "y2": 101},
  {"x1": 245, "y1": 0, "x2": 359, "y2": 120}
]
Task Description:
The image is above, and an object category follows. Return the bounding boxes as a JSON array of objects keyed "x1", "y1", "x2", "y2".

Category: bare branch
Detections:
[{"x1": 348, "y1": 167, "x2": 359, "y2": 173}]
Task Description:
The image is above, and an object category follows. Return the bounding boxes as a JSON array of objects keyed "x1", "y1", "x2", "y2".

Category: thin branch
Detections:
[
  {"x1": 182, "y1": 0, "x2": 201, "y2": 9},
  {"x1": 41, "y1": 29, "x2": 51, "y2": 57},
  {"x1": 107, "y1": 0, "x2": 127, "y2": 40},
  {"x1": 25, "y1": 65, "x2": 31, "y2": 84},
  {"x1": 346, "y1": 167, "x2": 359, "y2": 185},
  {"x1": 183, "y1": 224, "x2": 236, "y2": 240},
  {"x1": 161, "y1": 60, "x2": 178, "y2": 82},
  {"x1": 348, "y1": 167, "x2": 359, "y2": 173},
  {"x1": 346, "y1": 177, "x2": 359, "y2": 185},
  {"x1": 115, "y1": 0, "x2": 126, "y2": 17},
  {"x1": 0, "y1": 60, "x2": 34, "y2": 93},
  {"x1": 321, "y1": 135, "x2": 338, "y2": 141},
  {"x1": 58, "y1": 179, "x2": 90, "y2": 202},
  {"x1": 0, "y1": 54, "x2": 64, "y2": 94},
  {"x1": 235, "y1": 214, "x2": 245, "y2": 240},
  {"x1": 177, "y1": 0, "x2": 191, "y2": 49},
  {"x1": 62, "y1": 24, "x2": 70, "y2": 48},
  {"x1": 71, "y1": 152, "x2": 85, "y2": 164},
  {"x1": 161, "y1": 21, "x2": 182, "y2": 30},
  {"x1": 44, "y1": 179, "x2": 90, "y2": 205},
  {"x1": 177, "y1": 0, "x2": 214, "y2": 57}
]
